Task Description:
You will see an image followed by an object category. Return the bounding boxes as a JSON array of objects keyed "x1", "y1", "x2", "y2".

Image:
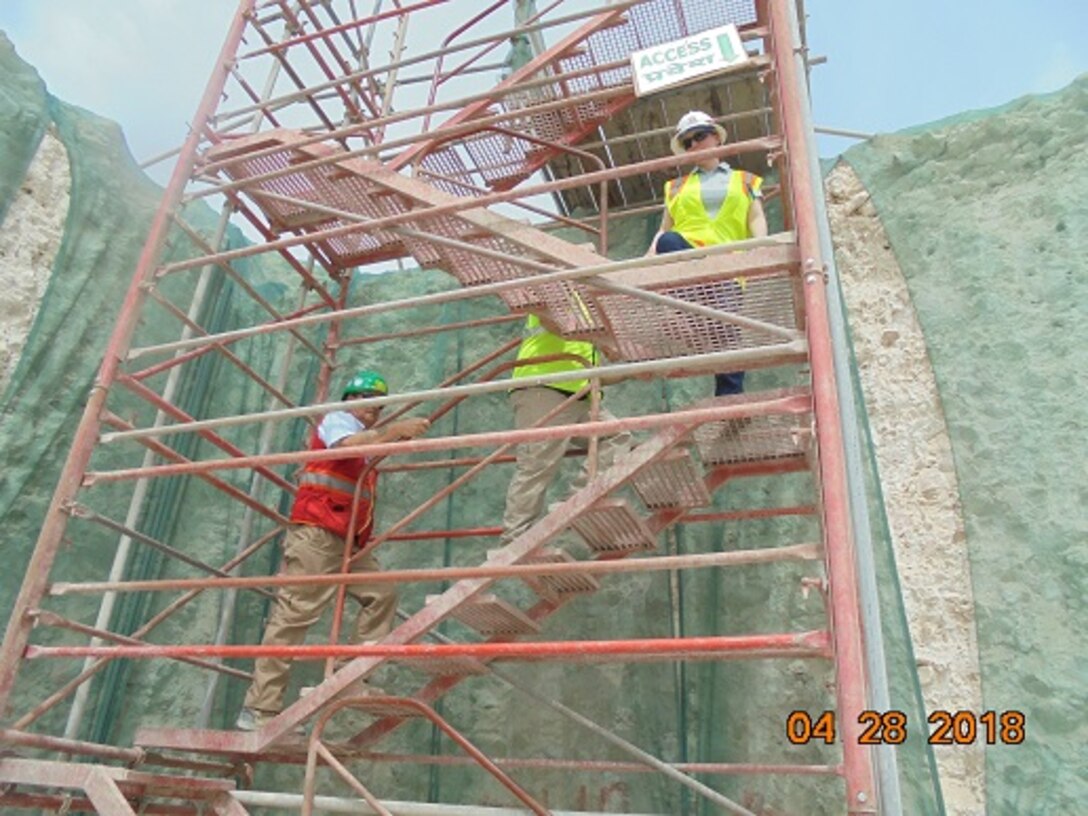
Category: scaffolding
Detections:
[{"x1": 0, "y1": 1, "x2": 887, "y2": 813}]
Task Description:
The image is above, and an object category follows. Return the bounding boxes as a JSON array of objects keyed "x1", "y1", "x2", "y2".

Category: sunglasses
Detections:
[{"x1": 682, "y1": 128, "x2": 716, "y2": 150}]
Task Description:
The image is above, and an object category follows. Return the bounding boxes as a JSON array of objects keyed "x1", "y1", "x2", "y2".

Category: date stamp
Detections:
[{"x1": 787, "y1": 710, "x2": 1026, "y2": 746}]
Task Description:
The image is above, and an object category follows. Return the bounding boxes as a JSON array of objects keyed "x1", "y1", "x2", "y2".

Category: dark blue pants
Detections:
[{"x1": 654, "y1": 231, "x2": 746, "y2": 396}]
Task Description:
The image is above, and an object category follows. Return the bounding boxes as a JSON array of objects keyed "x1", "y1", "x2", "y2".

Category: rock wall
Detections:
[
  {"x1": 0, "y1": 131, "x2": 69, "y2": 391},
  {"x1": 836, "y1": 75, "x2": 1088, "y2": 815},
  {"x1": 826, "y1": 164, "x2": 983, "y2": 815}
]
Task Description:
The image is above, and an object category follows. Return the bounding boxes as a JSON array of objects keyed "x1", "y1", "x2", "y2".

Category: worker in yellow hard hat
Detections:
[{"x1": 646, "y1": 110, "x2": 768, "y2": 397}]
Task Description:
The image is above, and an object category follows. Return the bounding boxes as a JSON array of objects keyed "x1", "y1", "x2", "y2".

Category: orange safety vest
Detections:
[{"x1": 289, "y1": 429, "x2": 378, "y2": 541}]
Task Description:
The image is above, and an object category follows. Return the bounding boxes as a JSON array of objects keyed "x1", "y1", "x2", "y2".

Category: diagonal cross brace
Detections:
[{"x1": 253, "y1": 418, "x2": 700, "y2": 748}]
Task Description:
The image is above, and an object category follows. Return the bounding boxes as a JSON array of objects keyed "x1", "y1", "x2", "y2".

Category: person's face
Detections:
[
  {"x1": 682, "y1": 127, "x2": 719, "y2": 151},
  {"x1": 350, "y1": 397, "x2": 383, "y2": 428}
]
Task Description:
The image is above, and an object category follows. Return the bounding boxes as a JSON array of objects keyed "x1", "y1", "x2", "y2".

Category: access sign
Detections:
[{"x1": 630, "y1": 24, "x2": 749, "y2": 97}]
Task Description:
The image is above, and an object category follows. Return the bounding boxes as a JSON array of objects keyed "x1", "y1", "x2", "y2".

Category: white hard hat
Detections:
[{"x1": 670, "y1": 110, "x2": 728, "y2": 156}]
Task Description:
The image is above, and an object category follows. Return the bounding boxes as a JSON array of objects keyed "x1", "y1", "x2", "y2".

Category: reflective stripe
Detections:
[{"x1": 298, "y1": 471, "x2": 374, "y2": 500}]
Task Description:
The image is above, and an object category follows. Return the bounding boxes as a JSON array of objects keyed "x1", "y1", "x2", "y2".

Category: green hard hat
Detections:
[{"x1": 342, "y1": 370, "x2": 388, "y2": 399}]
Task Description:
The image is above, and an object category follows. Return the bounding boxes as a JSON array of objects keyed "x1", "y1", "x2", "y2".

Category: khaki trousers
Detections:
[
  {"x1": 243, "y1": 524, "x2": 397, "y2": 714},
  {"x1": 501, "y1": 386, "x2": 631, "y2": 544}
]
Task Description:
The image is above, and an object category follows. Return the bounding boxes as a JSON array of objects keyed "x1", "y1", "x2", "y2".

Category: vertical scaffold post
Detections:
[
  {"x1": 0, "y1": 0, "x2": 260, "y2": 715},
  {"x1": 765, "y1": 0, "x2": 878, "y2": 811}
]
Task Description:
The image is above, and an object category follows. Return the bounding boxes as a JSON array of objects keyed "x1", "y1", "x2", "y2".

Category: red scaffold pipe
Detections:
[{"x1": 25, "y1": 631, "x2": 831, "y2": 662}]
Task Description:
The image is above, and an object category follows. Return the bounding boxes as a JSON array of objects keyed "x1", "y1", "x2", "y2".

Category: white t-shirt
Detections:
[{"x1": 316, "y1": 410, "x2": 365, "y2": 448}]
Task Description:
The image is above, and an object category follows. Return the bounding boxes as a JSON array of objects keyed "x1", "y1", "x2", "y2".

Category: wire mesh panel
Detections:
[
  {"x1": 693, "y1": 411, "x2": 811, "y2": 466},
  {"x1": 630, "y1": 448, "x2": 713, "y2": 510},
  {"x1": 442, "y1": 593, "x2": 542, "y2": 637},
  {"x1": 405, "y1": 656, "x2": 490, "y2": 677},
  {"x1": 571, "y1": 498, "x2": 659, "y2": 554},
  {"x1": 206, "y1": 133, "x2": 406, "y2": 268},
  {"x1": 596, "y1": 270, "x2": 799, "y2": 361},
  {"x1": 521, "y1": 547, "x2": 602, "y2": 602}
]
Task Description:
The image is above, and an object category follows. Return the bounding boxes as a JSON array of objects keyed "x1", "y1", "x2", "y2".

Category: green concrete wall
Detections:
[{"x1": 841, "y1": 74, "x2": 1088, "y2": 814}]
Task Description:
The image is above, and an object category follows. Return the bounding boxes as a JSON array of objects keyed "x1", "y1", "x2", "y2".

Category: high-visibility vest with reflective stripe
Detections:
[
  {"x1": 664, "y1": 168, "x2": 762, "y2": 247},
  {"x1": 289, "y1": 428, "x2": 378, "y2": 540},
  {"x1": 511, "y1": 314, "x2": 598, "y2": 394}
]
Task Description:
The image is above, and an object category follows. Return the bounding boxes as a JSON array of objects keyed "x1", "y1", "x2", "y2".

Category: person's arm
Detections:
[
  {"x1": 644, "y1": 209, "x2": 673, "y2": 257},
  {"x1": 334, "y1": 417, "x2": 430, "y2": 448},
  {"x1": 747, "y1": 198, "x2": 768, "y2": 239}
]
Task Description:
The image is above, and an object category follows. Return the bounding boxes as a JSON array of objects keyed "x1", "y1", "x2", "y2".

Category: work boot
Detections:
[{"x1": 234, "y1": 707, "x2": 305, "y2": 735}]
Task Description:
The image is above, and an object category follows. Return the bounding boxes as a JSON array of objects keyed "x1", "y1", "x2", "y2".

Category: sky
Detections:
[{"x1": 1, "y1": 0, "x2": 1085, "y2": 171}]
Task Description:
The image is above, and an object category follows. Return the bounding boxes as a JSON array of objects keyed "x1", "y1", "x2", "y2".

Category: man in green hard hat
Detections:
[{"x1": 236, "y1": 370, "x2": 429, "y2": 731}]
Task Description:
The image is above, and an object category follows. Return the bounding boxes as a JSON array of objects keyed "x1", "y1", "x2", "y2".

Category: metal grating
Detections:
[
  {"x1": 693, "y1": 412, "x2": 811, "y2": 466},
  {"x1": 571, "y1": 498, "x2": 658, "y2": 554},
  {"x1": 520, "y1": 547, "x2": 601, "y2": 602},
  {"x1": 442, "y1": 593, "x2": 541, "y2": 637},
  {"x1": 416, "y1": 146, "x2": 484, "y2": 199},
  {"x1": 630, "y1": 449, "x2": 713, "y2": 510},
  {"x1": 206, "y1": 138, "x2": 406, "y2": 267},
  {"x1": 209, "y1": 131, "x2": 598, "y2": 300},
  {"x1": 595, "y1": 271, "x2": 799, "y2": 362}
]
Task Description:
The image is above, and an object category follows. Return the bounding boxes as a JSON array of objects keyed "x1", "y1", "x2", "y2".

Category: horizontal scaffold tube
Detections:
[
  {"x1": 25, "y1": 631, "x2": 831, "y2": 662},
  {"x1": 97, "y1": 367, "x2": 809, "y2": 451},
  {"x1": 233, "y1": 789, "x2": 664, "y2": 816},
  {"x1": 137, "y1": 232, "x2": 794, "y2": 358},
  {"x1": 87, "y1": 389, "x2": 809, "y2": 484},
  {"x1": 49, "y1": 543, "x2": 820, "y2": 596},
  {"x1": 335, "y1": 750, "x2": 841, "y2": 778}
]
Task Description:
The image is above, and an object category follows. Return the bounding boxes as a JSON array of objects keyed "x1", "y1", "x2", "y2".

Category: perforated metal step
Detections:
[
  {"x1": 570, "y1": 498, "x2": 658, "y2": 554},
  {"x1": 593, "y1": 262, "x2": 802, "y2": 363},
  {"x1": 630, "y1": 448, "x2": 712, "y2": 510},
  {"x1": 693, "y1": 411, "x2": 811, "y2": 466},
  {"x1": 430, "y1": 593, "x2": 541, "y2": 637},
  {"x1": 519, "y1": 547, "x2": 601, "y2": 602}
]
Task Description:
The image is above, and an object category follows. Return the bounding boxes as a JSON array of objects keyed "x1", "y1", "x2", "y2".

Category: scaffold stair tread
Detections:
[
  {"x1": 428, "y1": 592, "x2": 541, "y2": 637},
  {"x1": 630, "y1": 448, "x2": 713, "y2": 510},
  {"x1": 692, "y1": 402, "x2": 812, "y2": 467},
  {"x1": 517, "y1": 547, "x2": 601, "y2": 601},
  {"x1": 571, "y1": 497, "x2": 658, "y2": 554}
]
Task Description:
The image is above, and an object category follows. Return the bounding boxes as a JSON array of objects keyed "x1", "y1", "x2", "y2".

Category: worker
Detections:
[
  {"x1": 501, "y1": 314, "x2": 630, "y2": 545},
  {"x1": 646, "y1": 110, "x2": 768, "y2": 397},
  {"x1": 235, "y1": 370, "x2": 430, "y2": 731}
]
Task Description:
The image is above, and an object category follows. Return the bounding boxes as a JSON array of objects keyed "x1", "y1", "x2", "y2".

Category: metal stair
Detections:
[
  {"x1": 207, "y1": 128, "x2": 806, "y2": 372},
  {"x1": 135, "y1": 388, "x2": 814, "y2": 756}
]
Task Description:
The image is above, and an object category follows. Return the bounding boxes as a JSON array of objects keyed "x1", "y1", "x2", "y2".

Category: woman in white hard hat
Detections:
[{"x1": 646, "y1": 110, "x2": 767, "y2": 397}]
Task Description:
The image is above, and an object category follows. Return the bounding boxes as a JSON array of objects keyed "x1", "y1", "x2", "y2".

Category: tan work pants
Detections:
[
  {"x1": 243, "y1": 524, "x2": 396, "y2": 714},
  {"x1": 501, "y1": 386, "x2": 631, "y2": 544}
]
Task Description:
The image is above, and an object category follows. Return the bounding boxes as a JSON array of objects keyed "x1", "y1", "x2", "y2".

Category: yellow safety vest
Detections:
[
  {"x1": 664, "y1": 168, "x2": 762, "y2": 247},
  {"x1": 511, "y1": 314, "x2": 598, "y2": 394}
]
